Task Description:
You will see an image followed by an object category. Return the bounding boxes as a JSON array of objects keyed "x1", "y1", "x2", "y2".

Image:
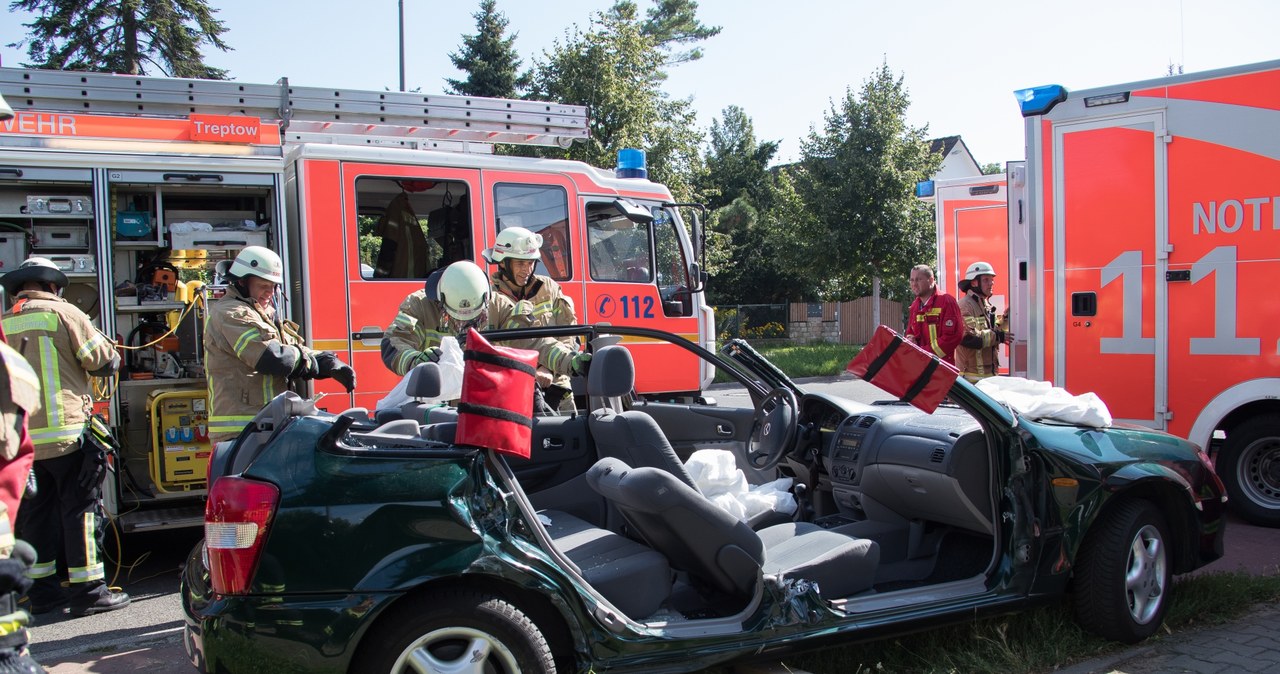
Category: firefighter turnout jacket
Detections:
[
  {"x1": 0, "y1": 291, "x2": 119, "y2": 459},
  {"x1": 906, "y1": 291, "x2": 963, "y2": 365},
  {"x1": 0, "y1": 337, "x2": 40, "y2": 546},
  {"x1": 381, "y1": 290, "x2": 580, "y2": 377},
  {"x1": 204, "y1": 284, "x2": 326, "y2": 443},
  {"x1": 490, "y1": 273, "x2": 576, "y2": 326},
  {"x1": 956, "y1": 291, "x2": 1004, "y2": 382}
]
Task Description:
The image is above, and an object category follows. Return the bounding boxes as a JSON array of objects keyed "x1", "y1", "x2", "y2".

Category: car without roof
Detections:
[{"x1": 181, "y1": 324, "x2": 1226, "y2": 674}]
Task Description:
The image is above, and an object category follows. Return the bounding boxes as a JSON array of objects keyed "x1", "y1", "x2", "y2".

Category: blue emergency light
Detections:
[
  {"x1": 616, "y1": 148, "x2": 647, "y2": 179},
  {"x1": 915, "y1": 180, "x2": 935, "y2": 198},
  {"x1": 1014, "y1": 84, "x2": 1068, "y2": 117}
]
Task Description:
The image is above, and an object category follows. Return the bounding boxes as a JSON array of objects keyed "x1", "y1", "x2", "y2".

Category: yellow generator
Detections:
[{"x1": 148, "y1": 389, "x2": 211, "y2": 493}]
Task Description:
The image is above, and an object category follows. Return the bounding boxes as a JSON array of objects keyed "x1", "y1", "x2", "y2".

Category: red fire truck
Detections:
[
  {"x1": 1012, "y1": 59, "x2": 1280, "y2": 525},
  {"x1": 0, "y1": 67, "x2": 712, "y2": 531}
]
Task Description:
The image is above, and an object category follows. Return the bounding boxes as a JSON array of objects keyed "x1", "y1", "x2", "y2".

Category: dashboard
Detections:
[{"x1": 798, "y1": 394, "x2": 992, "y2": 533}]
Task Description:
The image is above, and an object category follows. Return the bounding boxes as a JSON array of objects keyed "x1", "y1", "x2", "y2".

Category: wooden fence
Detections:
[{"x1": 788, "y1": 297, "x2": 905, "y2": 344}]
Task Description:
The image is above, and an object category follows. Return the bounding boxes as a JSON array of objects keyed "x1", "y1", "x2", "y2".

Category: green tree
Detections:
[
  {"x1": 526, "y1": 2, "x2": 707, "y2": 200},
  {"x1": 446, "y1": 0, "x2": 528, "y2": 98},
  {"x1": 8, "y1": 0, "x2": 231, "y2": 78},
  {"x1": 980, "y1": 161, "x2": 1002, "y2": 175},
  {"x1": 794, "y1": 61, "x2": 941, "y2": 302},
  {"x1": 611, "y1": 0, "x2": 721, "y2": 67}
]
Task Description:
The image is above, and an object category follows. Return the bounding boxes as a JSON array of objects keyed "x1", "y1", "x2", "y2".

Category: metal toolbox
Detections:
[
  {"x1": 0, "y1": 231, "x2": 24, "y2": 272},
  {"x1": 44, "y1": 253, "x2": 97, "y2": 274},
  {"x1": 169, "y1": 229, "x2": 267, "y2": 251},
  {"x1": 31, "y1": 224, "x2": 90, "y2": 249},
  {"x1": 26, "y1": 195, "x2": 92, "y2": 215}
]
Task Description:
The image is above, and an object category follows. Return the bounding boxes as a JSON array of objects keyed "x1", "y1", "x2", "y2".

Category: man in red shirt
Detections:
[{"x1": 904, "y1": 264, "x2": 963, "y2": 365}]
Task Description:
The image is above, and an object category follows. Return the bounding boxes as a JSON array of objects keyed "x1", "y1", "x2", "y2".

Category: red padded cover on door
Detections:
[
  {"x1": 455, "y1": 329, "x2": 539, "y2": 458},
  {"x1": 846, "y1": 325, "x2": 960, "y2": 414}
]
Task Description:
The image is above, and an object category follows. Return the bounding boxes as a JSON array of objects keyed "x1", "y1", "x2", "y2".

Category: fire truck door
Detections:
[
  {"x1": 950, "y1": 204, "x2": 1009, "y2": 373},
  {"x1": 1053, "y1": 114, "x2": 1166, "y2": 428}
]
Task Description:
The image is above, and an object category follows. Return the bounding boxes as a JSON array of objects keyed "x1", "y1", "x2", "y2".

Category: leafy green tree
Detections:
[
  {"x1": 9, "y1": 0, "x2": 231, "y2": 78},
  {"x1": 610, "y1": 0, "x2": 721, "y2": 67},
  {"x1": 794, "y1": 61, "x2": 941, "y2": 302},
  {"x1": 701, "y1": 105, "x2": 779, "y2": 211},
  {"x1": 446, "y1": 0, "x2": 528, "y2": 98},
  {"x1": 526, "y1": 2, "x2": 707, "y2": 200},
  {"x1": 980, "y1": 161, "x2": 1003, "y2": 175}
]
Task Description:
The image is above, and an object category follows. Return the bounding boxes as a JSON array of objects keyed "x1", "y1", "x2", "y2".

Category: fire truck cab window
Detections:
[
  {"x1": 493, "y1": 184, "x2": 571, "y2": 281},
  {"x1": 355, "y1": 177, "x2": 471, "y2": 279},
  {"x1": 653, "y1": 207, "x2": 692, "y2": 316},
  {"x1": 586, "y1": 201, "x2": 653, "y2": 283}
]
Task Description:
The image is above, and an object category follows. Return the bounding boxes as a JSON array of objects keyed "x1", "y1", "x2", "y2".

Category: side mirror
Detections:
[{"x1": 612, "y1": 198, "x2": 653, "y2": 224}]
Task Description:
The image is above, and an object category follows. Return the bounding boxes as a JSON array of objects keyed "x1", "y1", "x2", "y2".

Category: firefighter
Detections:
[
  {"x1": 484, "y1": 227, "x2": 578, "y2": 409},
  {"x1": 0, "y1": 321, "x2": 47, "y2": 672},
  {"x1": 0, "y1": 257, "x2": 129, "y2": 616},
  {"x1": 204, "y1": 246, "x2": 356, "y2": 444},
  {"x1": 381, "y1": 260, "x2": 589, "y2": 379},
  {"x1": 903, "y1": 264, "x2": 963, "y2": 365},
  {"x1": 956, "y1": 261, "x2": 1013, "y2": 382}
]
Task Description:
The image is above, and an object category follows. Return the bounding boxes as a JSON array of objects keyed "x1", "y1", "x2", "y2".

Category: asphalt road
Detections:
[{"x1": 29, "y1": 375, "x2": 1280, "y2": 672}]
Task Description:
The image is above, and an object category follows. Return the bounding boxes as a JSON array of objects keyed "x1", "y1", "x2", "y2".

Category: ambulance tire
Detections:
[
  {"x1": 352, "y1": 588, "x2": 556, "y2": 674},
  {"x1": 1218, "y1": 417, "x2": 1280, "y2": 527}
]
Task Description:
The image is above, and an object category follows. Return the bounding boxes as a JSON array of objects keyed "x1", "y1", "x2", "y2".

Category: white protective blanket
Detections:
[
  {"x1": 975, "y1": 376, "x2": 1112, "y2": 428},
  {"x1": 375, "y1": 336, "x2": 465, "y2": 411},
  {"x1": 685, "y1": 449, "x2": 796, "y2": 523}
]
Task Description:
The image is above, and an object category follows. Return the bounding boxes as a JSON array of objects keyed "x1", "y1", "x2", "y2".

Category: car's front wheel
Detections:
[
  {"x1": 351, "y1": 588, "x2": 556, "y2": 674},
  {"x1": 1072, "y1": 499, "x2": 1171, "y2": 643}
]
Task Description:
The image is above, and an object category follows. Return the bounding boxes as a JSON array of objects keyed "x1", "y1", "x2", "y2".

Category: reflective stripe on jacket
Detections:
[
  {"x1": 203, "y1": 286, "x2": 314, "y2": 443},
  {"x1": 905, "y1": 291, "x2": 963, "y2": 365},
  {"x1": 1, "y1": 291, "x2": 117, "y2": 460},
  {"x1": 956, "y1": 291, "x2": 1001, "y2": 381}
]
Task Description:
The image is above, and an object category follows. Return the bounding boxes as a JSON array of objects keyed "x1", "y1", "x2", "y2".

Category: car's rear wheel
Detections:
[
  {"x1": 1072, "y1": 499, "x2": 1170, "y2": 643},
  {"x1": 1217, "y1": 416, "x2": 1280, "y2": 527},
  {"x1": 351, "y1": 588, "x2": 556, "y2": 674}
]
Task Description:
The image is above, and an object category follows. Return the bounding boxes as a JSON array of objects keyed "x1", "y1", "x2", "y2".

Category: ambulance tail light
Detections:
[
  {"x1": 1015, "y1": 84, "x2": 1067, "y2": 117},
  {"x1": 204, "y1": 476, "x2": 278, "y2": 595},
  {"x1": 616, "y1": 148, "x2": 648, "y2": 179}
]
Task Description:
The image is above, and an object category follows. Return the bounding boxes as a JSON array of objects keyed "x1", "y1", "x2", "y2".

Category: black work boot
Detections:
[{"x1": 68, "y1": 583, "x2": 130, "y2": 617}]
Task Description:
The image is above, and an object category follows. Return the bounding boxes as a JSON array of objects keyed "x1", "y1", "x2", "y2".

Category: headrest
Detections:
[
  {"x1": 406, "y1": 361, "x2": 443, "y2": 399},
  {"x1": 587, "y1": 345, "x2": 634, "y2": 398}
]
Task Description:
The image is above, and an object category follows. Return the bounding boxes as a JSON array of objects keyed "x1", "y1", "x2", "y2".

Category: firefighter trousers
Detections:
[{"x1": 14, "y1": 449, "x2": 106, "y2": 603}]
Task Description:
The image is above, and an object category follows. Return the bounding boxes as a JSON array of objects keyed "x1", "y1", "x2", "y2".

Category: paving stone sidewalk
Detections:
[{"x1": 1057, "y1": 602, "x2": 1280, "y2": 674}]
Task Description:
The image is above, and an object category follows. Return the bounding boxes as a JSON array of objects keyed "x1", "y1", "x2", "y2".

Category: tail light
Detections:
[{"x1": 204, "y1": 476, "x2": 279, "y2": 595}]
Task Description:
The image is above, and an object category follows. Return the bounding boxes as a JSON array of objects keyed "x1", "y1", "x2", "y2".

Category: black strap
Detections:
[
  {"x1": 901, "y1": 358, "x2": 941, "y2": 403},
  {"x1": 458, "y1": 402, "x2": 533, "y2": 428},
  {"x1": 464, "y1": 349, "x2": 537, "y2": 377},
  {"x1": 862, "y1": 335, "x2": 902, "y2": 381}
]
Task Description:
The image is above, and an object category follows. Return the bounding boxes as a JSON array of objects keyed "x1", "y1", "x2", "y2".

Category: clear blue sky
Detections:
[{"x1": 4, "y1": 1, "x2": 1279, "y2": 167}]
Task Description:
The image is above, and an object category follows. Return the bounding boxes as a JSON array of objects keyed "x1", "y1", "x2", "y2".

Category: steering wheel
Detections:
[{"x1": 746, "y1": 387, "x2": 800, "y2": 471}]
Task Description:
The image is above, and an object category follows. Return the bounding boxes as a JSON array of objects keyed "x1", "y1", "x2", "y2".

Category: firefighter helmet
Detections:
[
  {"x1": 227, "y1": 246, "x2": 284, "y2": 285},
  {"x1": 1, "y1": 257, "x2": 68, "y2": 296},
  {"x1": 485, "y1": 227, "x2": 543, "y2": 263},
  {"x1": 964, "y1": 261, "x2": 997, "y2": 281},
  {"x1": 438, "y1": 260, "x2": 490, "y2": 322}
]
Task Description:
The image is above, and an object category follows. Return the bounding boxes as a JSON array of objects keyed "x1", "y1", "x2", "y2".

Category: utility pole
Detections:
[{"x1": 398, "y1": 0, "x2": 406, "y2": 92}]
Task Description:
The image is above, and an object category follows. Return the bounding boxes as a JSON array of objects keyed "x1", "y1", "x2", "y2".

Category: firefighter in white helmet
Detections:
[
  {"x1": 956, "y1": 261, "x2": 1013, "y2": 382},
  {"x1": 1, "y1": 257, "x2": 129, "y2": 616},
  {"x1": 484, "y1": 227, "x2": 578, "y2": 408},
  {"x1": 381, "y1": 260, "x2": 589, "y2": 380},
  {"x1": 204, "y1": 246, "x2": 356, "y2": 444}
]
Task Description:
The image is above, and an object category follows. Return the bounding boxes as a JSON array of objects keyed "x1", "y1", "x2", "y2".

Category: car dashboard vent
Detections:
[
  {"x1": 857, "y1": 416, "x2": 876, "y2": 429},
  {"x1": 930, "y1": 447, "x2": 946, "y2": 463}
]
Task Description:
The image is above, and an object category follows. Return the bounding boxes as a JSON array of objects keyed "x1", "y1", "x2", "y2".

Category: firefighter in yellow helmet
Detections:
[
  {"x1": 956, "y1": 261, "x2": 1013, "y2": 382},
  {"x1": 1, "y1": 257, "x2": 128, "y2": 616},
  {"x1": 484, "y1": 227, "x2": 578, "y2": 409},
  {"x1": 381, "y1": 260, "x2": 589, "y2": 379},
  {"x1": 204, "y1": 246, "x2": 356, "y2": 444}
]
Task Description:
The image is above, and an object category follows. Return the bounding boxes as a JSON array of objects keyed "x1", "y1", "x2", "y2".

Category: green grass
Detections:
[
  {"x1": 708, "y1": 572, "x2": 1280, "y2": 674},
  {"x1": 714, "y1": 342, "x2": 863, "y2": 383}
]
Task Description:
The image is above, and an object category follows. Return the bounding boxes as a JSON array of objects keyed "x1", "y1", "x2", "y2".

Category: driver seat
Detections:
[
  {"x1": 586, "y1": 457, "x2": 879, "y2": 600},
  {"x1": 587, "y1": 346, "x2": 793, "y2": 530},
  {"x1": 587, "y1": 346, "x2": 699, "y2": 490}
]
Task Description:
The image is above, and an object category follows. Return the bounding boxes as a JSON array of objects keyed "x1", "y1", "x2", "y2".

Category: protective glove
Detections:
[
  {"x1": 77, "y1": 443, "x2": 107, "y2": 492},
  {"x1": 291, "y1": 347, "x2": 321, "y2": 380},
  {"x1": 331, "y1": 363, "x2": 357, "y2": 393},
  {"x1": 570, "y1": 351, "x2": 593, "y2": 375},
  {"x1": 420, "y1": 346, "x2": 442, "y2": 364},
  {"x1": 0, "y1": 541, "x2": 35, "y2": 596}
]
